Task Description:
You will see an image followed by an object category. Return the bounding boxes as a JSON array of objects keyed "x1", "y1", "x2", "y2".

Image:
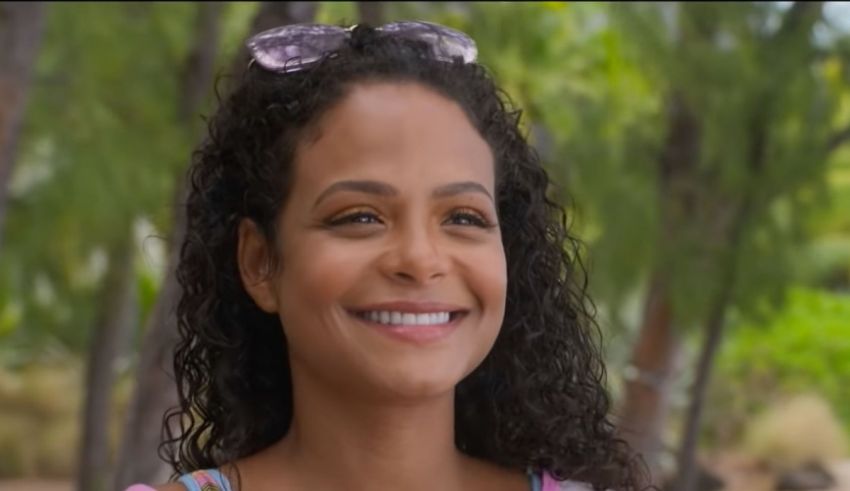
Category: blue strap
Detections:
[
  {"x1": 529, "y1": 469, "x2": 543, "y2": 491},
  {"x1": 177, "y1": 469, "x2": 231, "y2": 491}
]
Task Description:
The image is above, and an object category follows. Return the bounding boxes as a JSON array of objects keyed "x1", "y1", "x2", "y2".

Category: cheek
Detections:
[
  {"x1": 464, "y1": 241, "x2": 508, "y2": 327},
  {"x1": 272, "y1": 237, "x2": 376, "y2": 376},
  {"x1": 448, "y1": 241, "x2": 506, "y2": 381},
  {"x1": 276, "y1": 237, "x2": 370, "y2": 314}
]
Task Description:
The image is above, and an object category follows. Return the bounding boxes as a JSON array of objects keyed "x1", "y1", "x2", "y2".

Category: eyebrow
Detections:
[
  {"x1": 432, "y1": 181, "x2": 493, "y2": 202},
  {"x1": 312, "y1": 179, "x2": 494, "y2": 208}
]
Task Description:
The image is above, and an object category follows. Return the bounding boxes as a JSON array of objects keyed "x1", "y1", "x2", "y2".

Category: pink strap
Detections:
[
  {"x1": 542, "y1": 471, "x2": 592, "y2": 490},
  {"x1": 192, "y1": 470, "x2": 221, "y2": 489},
  {"x1": 542, "y1": 472, "x2": 560, "y2": 491}
]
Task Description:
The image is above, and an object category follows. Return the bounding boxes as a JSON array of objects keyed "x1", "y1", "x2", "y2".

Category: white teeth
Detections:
[{"x1": 359, "y1": 310, "x2": 453, "y2": 326}]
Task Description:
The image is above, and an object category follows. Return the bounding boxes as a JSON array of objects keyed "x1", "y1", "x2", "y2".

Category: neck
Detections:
[{"x1": 276, "y1": 364, "x2": 468, "y2": 491}]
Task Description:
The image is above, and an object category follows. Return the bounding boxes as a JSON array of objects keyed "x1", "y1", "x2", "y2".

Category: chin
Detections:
[{"x1": 368, "y1": 363, "x2": 470, "y2": 401}]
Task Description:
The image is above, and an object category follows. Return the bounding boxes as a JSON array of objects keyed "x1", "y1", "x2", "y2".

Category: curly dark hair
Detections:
[{"x1": 163, "y1": 24, "x2": 647, "y2": 491}]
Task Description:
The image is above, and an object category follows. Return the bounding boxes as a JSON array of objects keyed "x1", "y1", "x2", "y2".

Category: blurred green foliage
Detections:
[
  {"x1": 706, "y1": 287, "x2": 850, "y2": 446},
  {"x1": 1, "y1": 2, "x2": 197, "y2": 354}
]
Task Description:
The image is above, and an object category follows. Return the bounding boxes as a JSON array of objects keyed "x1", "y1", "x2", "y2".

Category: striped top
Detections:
[{"x1": 125, "y1": 468, "x2": 592, "y2": 491}]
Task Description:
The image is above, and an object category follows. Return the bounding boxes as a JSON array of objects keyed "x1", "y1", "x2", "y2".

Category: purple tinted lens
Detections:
[
  {"x1": 377, "y1": 21, "x2": 477, "y2": 64},
  {"x1": 247, "y1": 21, "x2": 477, "y2": 74},
  {"x1": 247, "y1": 24, "x2": 348, "y2": 73}
]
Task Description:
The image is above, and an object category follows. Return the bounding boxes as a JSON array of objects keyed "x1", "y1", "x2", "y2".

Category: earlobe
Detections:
[{"x1": 237, "y1": 218, "x2": 278, "y2": 313}]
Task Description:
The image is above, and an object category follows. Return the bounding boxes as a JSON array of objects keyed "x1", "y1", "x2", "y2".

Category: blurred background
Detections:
[{"x1": 0, "y1": 2, "x2": 848, "y2": 491}]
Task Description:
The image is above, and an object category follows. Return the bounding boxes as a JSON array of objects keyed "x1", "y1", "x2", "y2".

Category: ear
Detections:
[{"x1": 237, "y1": 218, "x2": 278, "y2": 313}]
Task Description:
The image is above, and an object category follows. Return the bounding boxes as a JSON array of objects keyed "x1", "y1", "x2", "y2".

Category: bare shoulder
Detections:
[{"x1": 461, "y1": 455, "x2": 528, "y2": 491}]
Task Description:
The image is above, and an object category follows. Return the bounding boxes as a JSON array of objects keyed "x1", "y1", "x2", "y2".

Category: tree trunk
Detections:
[
  {"x1": 77, "y1": 236, "x2": 138, "y2": 491},
  {"x1": 112, "y1": 3, "x2": 222, "y2": 487},
  {"x1": 113, "y1": 3, "x2": 317, "y2": 488},
  {"x1": 673, "y1": 192, "x2": 752, "y2": 491},
  {"x1": 112, "y1": 206, "x2": 186, "y2": 488},
  {"x1": 616, "y1": 275, "x2": 678, "y2": 481},
  {"x1": 357, "y1": 1, "x2": 384, "y2": 26},
  {"x1": 672, "y1": 247, "x2": 737, "y2": 491},
  {"x1": 617, "y1": 91, "x2": 701, "y2": 486},
  {"x1": 0, "y1": 2, "x2": 45, "y2": 252},
  {"x1": 178, "y1": 2, "x2": 224, "y2": 127},
  {"x1": 672, "y1": 6, "x2": 821, "y2": 489}
]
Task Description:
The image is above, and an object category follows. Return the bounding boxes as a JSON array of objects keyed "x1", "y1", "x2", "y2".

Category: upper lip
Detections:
[{"x1": 349, "y1": 301, "x2": 468, "y2": 313}]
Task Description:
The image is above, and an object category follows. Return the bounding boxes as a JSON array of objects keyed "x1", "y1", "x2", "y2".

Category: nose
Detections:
[{"x1": 379, "y1": 222, "x2": 449, "y2": 285}]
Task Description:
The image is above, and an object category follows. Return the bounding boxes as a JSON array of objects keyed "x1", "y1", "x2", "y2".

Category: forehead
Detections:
[{"x1": 292, "y1": 81, "x2": 494, "y2": 189}]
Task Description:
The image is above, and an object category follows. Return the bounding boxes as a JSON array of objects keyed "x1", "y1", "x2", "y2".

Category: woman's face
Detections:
[{"x1": 245, "y1": 82, "x2": 506, "y2": 401}]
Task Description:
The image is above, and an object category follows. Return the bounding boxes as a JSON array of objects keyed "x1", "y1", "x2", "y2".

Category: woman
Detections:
[{"x1": 128, "y1": 21, "x2": 645, "y2": 491}]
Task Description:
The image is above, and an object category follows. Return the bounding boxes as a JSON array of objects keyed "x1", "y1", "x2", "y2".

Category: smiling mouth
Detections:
[{"x1": 350, "y1": 310, "x2": 466, "y2": 327}]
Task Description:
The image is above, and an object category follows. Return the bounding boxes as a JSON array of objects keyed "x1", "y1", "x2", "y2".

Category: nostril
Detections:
[{"x1": 392, "y1": 272, "x2": 414, "y2": 284}]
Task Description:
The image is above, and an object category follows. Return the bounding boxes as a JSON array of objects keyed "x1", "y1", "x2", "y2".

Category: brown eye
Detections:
[
  {"x1": 327, "y1": 210, "x2": 383, "y2": 226},
  {"x1": 445, "y1": 209, "x2": 492, "y2": 228}
]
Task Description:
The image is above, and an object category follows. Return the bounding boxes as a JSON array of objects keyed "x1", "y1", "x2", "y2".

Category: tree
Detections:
[
  {"x1": 2, "y1": 3, "x2": 213, "y2": 490},
  {"x1": 600, "y1": 3, "x2": 847, "y2": 488},
  {"x1": 114, "y1": 3, "x2": 319, "y2": 487},
  {"x1": 0, "y1": 2, "x2": 45, "y2": 253},
  {"x1": 78, "y1": 233, "x2": 137, "y2": 491},
  {"x1": 112, "y1": 2, "x2": 225, "y2": 487},
  {"x1": 1, "y1": 1, "x2": 198, "y2": 357},
  {"x1": 76, "y1": 4, "x2": 233, "y2": 489},
  {"x1": 669, "y1": 3, "x2": 840, "y2": 490},
  {"x1": 357, "y1": 1, "x2": 383, "y2": 26}
]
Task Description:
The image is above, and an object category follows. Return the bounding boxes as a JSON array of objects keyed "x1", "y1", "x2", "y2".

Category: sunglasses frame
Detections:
[{"x1": 246, "y1": 21, "x2": 478, "y2": 74}]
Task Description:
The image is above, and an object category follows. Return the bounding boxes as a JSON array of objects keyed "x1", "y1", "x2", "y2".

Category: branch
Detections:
[
  {"x1": 775, "y1": 1, "x2": 824, "y2": 41},
  {"x1": 177, "y1": 2, "x2": 224, "y2": 126},
  {"x1": 827, "y1": 125, "x2": 850, "y2": 153},
  {"x1": 357, "y1": 2, "x2": 384, "y2": 26}
]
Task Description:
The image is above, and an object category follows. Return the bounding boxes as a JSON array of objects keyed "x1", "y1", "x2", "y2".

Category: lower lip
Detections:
[{"x1": 350, "y1": 312, "x2": 465, "y2": 344}]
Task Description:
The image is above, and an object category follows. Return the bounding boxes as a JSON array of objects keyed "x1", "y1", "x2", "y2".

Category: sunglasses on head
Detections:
[{"x1": 246, "y1": 21, "x2": 478, "y2": 74}]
